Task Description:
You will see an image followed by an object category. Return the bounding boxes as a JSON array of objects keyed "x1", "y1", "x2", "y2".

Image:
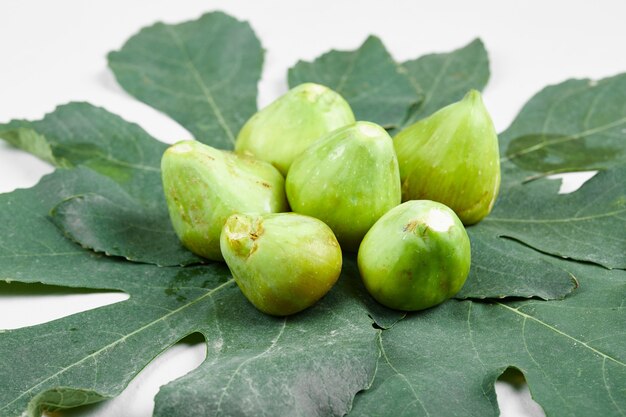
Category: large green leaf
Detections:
[
  {"x1": 288, "y1": 36, "x2": 420, "y2": 129},
  {"x1": 398, "y1": 38, "x2": 490, "y2": 129},
  {"x1": 0, "y1": 168, "x2": 399, "y2": 417},
  {"x1": 0, "y1": 103, "x2": 201, "y2": 267},
  {"x1": 500, "y1": 73, "x2": 626, "y2": 186},
  {"x1": 349, "y1": 260, "x2": 626, "y2": 417},
  {"x1": 108, "y1": 12, "x2": 264, "y2": 149}
]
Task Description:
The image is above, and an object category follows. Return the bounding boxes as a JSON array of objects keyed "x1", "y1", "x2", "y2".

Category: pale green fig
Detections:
[
  {"x1": 394, "y1": 90, "x2": 500, "y2": 225},
  {"x1": 286, "y1": 121, "x2": 401, "y2": 251},
  {"x1": 220, "y1": 212, "x2": 342, "y2": 316},
  {"x1": 235, "y1": 82, "x2": 355, "y2": 175},
  {"x1": 358, "y1": 200, "x2": 471, "y2": 311},
  {"x1": 161, "y1": 140, "x2": 287, "y2": 261}
]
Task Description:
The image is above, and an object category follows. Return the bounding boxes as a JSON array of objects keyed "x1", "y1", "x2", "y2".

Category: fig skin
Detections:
[
  {"x1": 286, "y1": 121, "x2": 401, "y2": 251},
  {"x1": 220, "y1": 212, "x2": 342, "y2": 316},
  {"x1": 235, "y1": 83, "x2": 355, "y2": 175},
  {"x1": 394, "y1": 90, "x2": 500, "y2": 225},
  {"x1": 161, "y1": 140, "x2": 287, "y2": 261},
  {"x1": 358, "y1": 200, "x2": 471, "y2": 311}
]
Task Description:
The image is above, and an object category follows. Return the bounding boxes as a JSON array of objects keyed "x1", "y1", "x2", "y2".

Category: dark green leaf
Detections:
[
  {"x1": 350, "y1": 260, "x2": 626, "y2": 417},
  {"x1": 108, "y1": 12, "x2": 264, "y2": 149},
  {"x1": 288, "y1": 36, "x2": 420, "y2": 129},
  {"x1": 399, "y1": 38, "x2": 490, "y2": 129},
  {"x1": 500, "y1": 74, "x2": 626, "y2": 186}
]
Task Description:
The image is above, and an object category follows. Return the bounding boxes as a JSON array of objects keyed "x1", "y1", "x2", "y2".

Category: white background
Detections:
[{"x1": 1, "y1": 1, "x2": 624, "y2": 416}]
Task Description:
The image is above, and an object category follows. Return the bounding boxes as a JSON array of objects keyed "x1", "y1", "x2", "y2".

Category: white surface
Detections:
[
  {"x1": 0, "y1": 284, "x2": 129, "y2": 330},
  {"x1": 1, "y1": 0, "x2": 624, "y2": 416}
]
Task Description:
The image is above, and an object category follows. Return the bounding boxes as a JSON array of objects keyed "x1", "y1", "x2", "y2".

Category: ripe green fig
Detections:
[
  {"x1": 161, "y1": 140, "x2": 287, "y2": 261},
  {"x1": 394, "y1": 90, "x2": 500, "y2": 225},
  {"x1": 286, "y1": 121, "x2": 401, "y2": 251},
  {"x1": 235, "y1": 83, "x2": 355, "y2": 175},
  {"x1": 358, "y1": 200, "x2": 471, "y2": 311},
  {"x1": 220, "y1": 212, "x2": 342, "y2": 316}
]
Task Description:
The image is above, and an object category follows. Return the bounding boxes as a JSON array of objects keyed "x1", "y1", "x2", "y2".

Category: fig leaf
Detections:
[{"x1": 0, "y1": 11, "x2": 623, "y2": 417}]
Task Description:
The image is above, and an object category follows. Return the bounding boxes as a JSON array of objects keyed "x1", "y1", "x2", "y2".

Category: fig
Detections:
[
  {"x1": 235, "y1": 83, "x2": 355, "y2": 175},
  {"x1": 358, "y1": 200, "x2": 470, "y2": 311},
  {"x1": 285, "y1": 121, "x2": 401, "y2": 251},
  {"x1": 220, "y1": 212, "x2": 342, "y2": 316},
  {"x1": 161, "y1": 140, "x2": 287, "y2": 261},
  {"x1": 394, "y1": 90, "x2": 500, "y2": 225}
]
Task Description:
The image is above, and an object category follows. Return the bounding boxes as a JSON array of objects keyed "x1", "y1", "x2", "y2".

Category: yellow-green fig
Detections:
[
  {"x1": 235, "y1": 83, "x2": 355, "y2": 175},
  {"x1": 286, "y1": 121, "x2": 401, "y2": 251},
  {"x1": 358, "y1": 200, "x2": 471, "y2": 311},
  {"x1": 220, "y1": 212, "x2": 342, "y2": 316},
  {"x1": 161, "y1": 140, "x2": 287, "y2": 261},
  {"x1": 394, "y1": 90, "x2": 500, "y2": 225}
]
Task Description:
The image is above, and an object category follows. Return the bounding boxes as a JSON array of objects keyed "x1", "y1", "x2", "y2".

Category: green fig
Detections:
[
  {"x1": 220, "y1": 212, "x2": 342, "y2": 316},
  {"x1": 286, "y1": 121, "x2": 401, "y2": 251},
  {"x1": 235, "y1": 83, "x2": 355, "y2": 175},
  {"x1": 161, "y1": 140, "x2": 287, "y2": 261},
  {"x1": 394, "y1": 90, "x2": 500, "y2": 225},
  {"x1": 358, "y1": 200, "x2": 470, "y2": 311}
]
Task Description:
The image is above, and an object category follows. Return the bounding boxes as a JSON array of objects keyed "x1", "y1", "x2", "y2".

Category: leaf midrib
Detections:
[
  {"x1": 501, "y1": 116, "x2": 626, "y2": 163},
  {"x1": 163, "y1": 25, "x2": 235, "y2": 145},
  {"x1": 335, "y1": 44, "x2": 362, "y2": 93}
]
